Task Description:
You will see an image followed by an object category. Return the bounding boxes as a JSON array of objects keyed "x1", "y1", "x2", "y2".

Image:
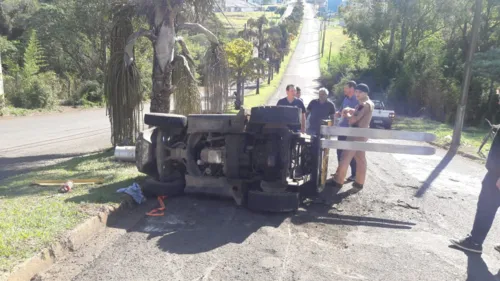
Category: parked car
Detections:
[{"x1": 370, "y1": 100, "x2": 395, "y2": 129}]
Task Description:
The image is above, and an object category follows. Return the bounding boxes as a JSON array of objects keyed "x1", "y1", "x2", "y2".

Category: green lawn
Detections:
[
  {"x1": 393, "y1": 117, "x2": 492, "y2": 156},
  {"x1": 0, "y1": 106, "x2": 61, "y2": 117},
  {"x1": 216, "y1": 12, "x2": 281, "y2": 30},
  {"x1": 0, "y1": 151, "x2": 143, "y2": 273},
  {"x1": 319, "y1": 23, "x2": 349, "y2": 74}
]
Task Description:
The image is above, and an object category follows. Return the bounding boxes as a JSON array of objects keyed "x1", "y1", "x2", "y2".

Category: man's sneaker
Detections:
[
  {"x1": 495, "y1": 245, "x2": 500, "y2": 253},
  {"x1": 346, "y1": 175, "x2": 356, "y2": 182},
  {"x1": 450, "y1": 235, "x2": 482, "y2": 254}
]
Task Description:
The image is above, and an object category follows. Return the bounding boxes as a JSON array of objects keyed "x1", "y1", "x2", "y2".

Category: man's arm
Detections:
[
  {"x1": 348, "y1": 105, "x2": 370, "y2": 125},
  {"x1": 306, "y1": 101, "x2": 313, "y2": 118},
  {"x1": 301, "y1": 113, "x2": 306, "y2": 132},
  {"x1": 497, "y1": 177, "x2": 500, "y2": 190},
  {"x1": 300, "y1": 101, "x2": 307, "y2": 133},
  {"x1": 329, "y1": 102, "x2": 337, "y2": 121},
  {"x1": 335, "y1": 99, "x2": 344, "y2": 117}
]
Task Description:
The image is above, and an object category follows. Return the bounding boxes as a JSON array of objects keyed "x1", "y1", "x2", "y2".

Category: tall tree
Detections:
[
  {"x1": 243, "y1": 15, "x2": 269, "y2": 95},
  {"x1": 106, "y1": 0, "x2": 228, "y2": 145},
  {"x1": 225, "y1": 38, "x2": 265, "y2": 108}
]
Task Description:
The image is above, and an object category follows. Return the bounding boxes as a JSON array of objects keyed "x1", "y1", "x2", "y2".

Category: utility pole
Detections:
[
  {"x1": 0, "y1": 52, "x2": 4, "y2": 109},
  {"x1": 328, "y1": 42, "x2": 332, "y2": 69},
  {"x1": 451, "y1": 0, "x2": 482, "y2": 151},
  {"x1": 321, "y1": 17, "x2": 327, "y2": 56}
]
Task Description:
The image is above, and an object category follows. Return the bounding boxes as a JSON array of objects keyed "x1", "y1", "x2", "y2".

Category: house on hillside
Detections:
[{"x1": 224, "y1": 0, "x2": 260, "y2": 12}]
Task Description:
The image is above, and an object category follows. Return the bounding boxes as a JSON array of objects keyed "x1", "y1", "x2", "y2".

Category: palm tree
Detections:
[
  {"x1": 105, "y1": 0, "x2": 228, "y2": 145},
  {"x1": 242, "y1": 15, "x2": 269, "y2": 95}
]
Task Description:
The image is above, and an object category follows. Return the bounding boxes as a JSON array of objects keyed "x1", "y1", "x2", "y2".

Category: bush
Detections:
[
  {"x1": 25, "y1": 79, "x2": 56, "y2": 109},
  {"x1": 5, "y1": 72, "x2": 60, "y2": 109},
  {"x1": 76, "y1": 80, "x2": 103, "y2": 105},
  {"x1": 37, "y1": 71, "x2": 64, "y2": 100}
]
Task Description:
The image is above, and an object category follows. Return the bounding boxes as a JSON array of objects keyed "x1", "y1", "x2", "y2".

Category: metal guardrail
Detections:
[
  {"x1": 319, "y1": 126, "x2": 437, "y2": 156},
  {"x1": 311, "y1": 124, "x2": 437, "y2": 191}
]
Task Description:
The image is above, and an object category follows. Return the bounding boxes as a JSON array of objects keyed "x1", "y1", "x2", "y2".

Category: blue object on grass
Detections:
[{"x1": 117, "y1": 183, "x2": 146, "y2": 204}]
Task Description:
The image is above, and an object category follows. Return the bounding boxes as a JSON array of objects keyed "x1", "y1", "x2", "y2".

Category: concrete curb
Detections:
[
  {"x1": 428, "y1": 141, "x2": 485, "y2": 161},
  {"x1": 3, "y1": 198, "x2": 136, "y2": 281}
]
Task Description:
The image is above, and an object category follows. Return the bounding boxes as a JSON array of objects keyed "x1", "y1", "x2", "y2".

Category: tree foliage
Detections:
[{"x1": 326, "y1": 0, "x2": 500, "y2": 124}]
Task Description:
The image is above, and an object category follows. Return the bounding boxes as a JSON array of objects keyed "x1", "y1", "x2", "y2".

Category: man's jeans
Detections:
[
  {"x1": 336, "y1": 135, "x2": 356, "y2": 177},
  {"x1": 470, "y1": 171, "x2": 500, "y2": 245}
]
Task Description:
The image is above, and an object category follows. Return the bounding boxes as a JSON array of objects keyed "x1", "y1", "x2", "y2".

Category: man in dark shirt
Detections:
[
  {"x1": 306, "y1": 87, "x2": 336, "y2": 136},
  {"x1": 296, "y1": 87, "x2": 304, "y2": 103},
  {"x1": 451, "y1": 108, "x2": 500, "y2": 254},
  {"x1": 277, "y1": 84, "x2": 306, "y2": 132}
]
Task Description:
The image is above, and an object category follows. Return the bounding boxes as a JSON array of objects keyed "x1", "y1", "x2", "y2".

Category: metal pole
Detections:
[
  {"x1": 450, "y1": 0, "x2": 482, "y2": 151},
  {"x1": 328, "y1": 42, "x2": 332, "y2": 62},
  {"x1": 0, "y1": 52, "x2": 4, "y2": 109},
  {"x1": 321, "y1": 19, "x2": 327, "y2": 56}
]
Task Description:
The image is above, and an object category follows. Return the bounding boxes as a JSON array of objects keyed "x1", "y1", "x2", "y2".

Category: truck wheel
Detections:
[
  {"x1": 144, "y1": 113, "x2": 187, "y2": 130},
  {"x1": 156, "y1": 129, "x2": 181, "y2": 182},
  {"x1": 141, "y1": 176, "x2": 186, "y2": 198},
  {"x1": 248, "y1": 106, "x2": 301, "y2": 126},
  {"x1": 135, "y1": 129, "x2": 158, "y2": 177},
  {"x1": 247, "y1": 190, "x2": 300, "y2": 213},
  {"x1": 384, "y1": 124, "x2": 392, "y2": 130}
]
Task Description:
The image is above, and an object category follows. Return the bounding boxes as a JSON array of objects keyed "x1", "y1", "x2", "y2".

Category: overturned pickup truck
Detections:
[{"x1": 135, "y1": 106, "x2": 322, "y2": 212}]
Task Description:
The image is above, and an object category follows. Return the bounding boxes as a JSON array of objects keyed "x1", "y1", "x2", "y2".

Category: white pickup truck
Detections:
[{"x1": 370, "y1": 100, "x2": 395, "y2": 129}]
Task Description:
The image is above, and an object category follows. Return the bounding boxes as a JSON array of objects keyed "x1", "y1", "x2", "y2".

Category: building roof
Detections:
[{"x1": 225, "y1": 0, "x2": 260, "y2": 8}]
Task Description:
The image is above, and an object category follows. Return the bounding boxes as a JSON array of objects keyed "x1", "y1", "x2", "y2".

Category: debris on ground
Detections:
[
  {"x1": 396, "y1": 199, "x2": 420, "y2": 210},
  {"x1": 146, "y1": 196, "x2": 167, "y2": 216},
  {"x1": 59, "y1": 180, "x2": 74, "y2": 193},
  {"x1": 116, "y1": 182, "x2": 146, "y2": 204},
  {"x1": 33, "y1": 178, "x2": 105, "y2": 186}
]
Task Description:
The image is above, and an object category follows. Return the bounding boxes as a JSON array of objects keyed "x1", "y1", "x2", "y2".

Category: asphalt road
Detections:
[
  {"x1": 7, "y1": 2, "x2": 500, "y2": 281},
  {"x1": 0, "y1": 108, "x2": 112, "y2": 181}
]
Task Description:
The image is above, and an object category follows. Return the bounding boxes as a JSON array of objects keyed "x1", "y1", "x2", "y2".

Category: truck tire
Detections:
[
  {"x1": 384, "y1": 124, "x2": 392, "y2": 130},
  {"x1": 248, "y1": 106, "x2": 301, "y2": 126},
  {"x1": 141, "y1": 176, "x2": 186, "y2": 198},
  {"x1": 144, "y1": 113, "x2": 187, "y2": 129},
  {"x1": 247, "y1": 190, "x2": 300, "y2": 213},
  {"x1": 156, "y1": 129, "x2": 182, "y2": 182},
  {"x1": 300, "y1": 136, "x2": 325, "y2": 197},
  {"x1": 135, "y1": 128, "x2": 158, "y2": 177}
]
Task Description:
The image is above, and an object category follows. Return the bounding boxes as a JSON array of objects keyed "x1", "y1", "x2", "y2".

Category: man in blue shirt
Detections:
[
  {"x1": 335, "y1": 81, "x2": 359, "y2": 182},
  {"x1": 277, "y1": 84, "x2": 306, "y2": 132}
]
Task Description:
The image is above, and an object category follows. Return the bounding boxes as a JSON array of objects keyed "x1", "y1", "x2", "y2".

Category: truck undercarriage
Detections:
[{"x1": 135, "y1": 106, "x2": 322, "y2": 212}]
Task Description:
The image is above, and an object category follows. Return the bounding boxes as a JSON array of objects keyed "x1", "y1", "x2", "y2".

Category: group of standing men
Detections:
[
  {"x1": 277, "y1": 82, "x2": 500, "y2": 257},
  {"x1": 276, "y1": 81, "x2": 374, "y2": 192}
]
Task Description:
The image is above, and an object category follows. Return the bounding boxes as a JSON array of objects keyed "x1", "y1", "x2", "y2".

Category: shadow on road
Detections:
[
  {"x1": 300, "y1": 57, "x2": 320, "y2": 64},
  {"x1": 415, "y1": 149, "x2": 457, "y2": 198},
  {"x1": 466, "y1": 253, "x2": 500, "y2": 281},
  {"x1": 112, "y1": 190, "x2": 416, "y2": 255},
  {"x1": 295, "y1": 184, "x2": 416, "y2": 230},
  {"x1": 448, "y1": 246, "x2": 500, "y2": 281}
]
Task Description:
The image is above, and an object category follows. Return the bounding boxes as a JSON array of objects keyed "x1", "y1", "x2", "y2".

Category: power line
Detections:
[{"x1": 214, "y1": 1, "x2": 236, "y2": 30}]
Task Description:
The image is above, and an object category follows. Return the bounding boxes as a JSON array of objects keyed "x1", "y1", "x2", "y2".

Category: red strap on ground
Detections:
[{"x1": 146, "y1": 196, "x2": 167, "y2": 217}]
